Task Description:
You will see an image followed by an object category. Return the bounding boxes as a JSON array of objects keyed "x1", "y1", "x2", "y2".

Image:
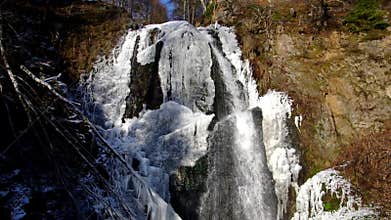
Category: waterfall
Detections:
[{"x1": 78, "y1": 21, "x2": 375, "y2": 220}]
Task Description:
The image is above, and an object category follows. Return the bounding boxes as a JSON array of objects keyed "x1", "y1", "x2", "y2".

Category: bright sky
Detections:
[{"x1": 160, "y1": 0, "x2": 175, "y2": 19}]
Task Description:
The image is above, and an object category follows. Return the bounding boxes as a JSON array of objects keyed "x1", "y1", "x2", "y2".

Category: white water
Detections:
[
  {"x1": 79, "y1": 21, "x2": 375, "y2": 220},
  {"x1": 205, "y1": 25, "x2": 302, "y2": 219},
  {"x1": 82, "y1": 31, "x2": 138, "y2": 127},
  {"x1": 233, "y1": 111, "x2": 276, "y2": 220}
]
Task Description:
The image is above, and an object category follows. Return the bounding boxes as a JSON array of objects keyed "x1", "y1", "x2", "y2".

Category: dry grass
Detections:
[
  {"x1": 56, "y1": 2, "x2": 131, "y2": 81},
  {"x1": 335, "y1": 127, "x2": 391, "y2": 217}
]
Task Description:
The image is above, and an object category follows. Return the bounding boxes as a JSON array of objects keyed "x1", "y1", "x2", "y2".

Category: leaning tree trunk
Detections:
[{"x1": 199, "y1": 0, "x2": 207, "y2": 12}]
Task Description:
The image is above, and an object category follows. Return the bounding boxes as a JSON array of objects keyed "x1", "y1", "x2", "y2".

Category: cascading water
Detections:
[{"x1": 78, "y1": 21, "x2": 375, "y2": 220}]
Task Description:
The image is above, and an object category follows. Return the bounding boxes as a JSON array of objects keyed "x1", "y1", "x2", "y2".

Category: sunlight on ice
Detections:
[
  {"x1": 80, "y1": 20, "x2": 375, "y2": 220},
  {"x1": 292, "y1": 169, "x2": 376, "y2": 220}
]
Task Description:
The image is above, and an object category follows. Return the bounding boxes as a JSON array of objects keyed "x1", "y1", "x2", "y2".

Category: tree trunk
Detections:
[
  {"x1": 199, "y1": 0, "x2": 207, "y2": 12},
  {"x1": 183, "y1": 0, "x2": 187, "y2": 20}
]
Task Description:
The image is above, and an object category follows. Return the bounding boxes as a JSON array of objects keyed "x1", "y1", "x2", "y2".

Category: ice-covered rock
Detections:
[
  {"x1": 78, "y1": 20, "x2": 374, "y2": 220},
  {"x1": 292, "y1": 169, "x2": 376, "y2": 220}
]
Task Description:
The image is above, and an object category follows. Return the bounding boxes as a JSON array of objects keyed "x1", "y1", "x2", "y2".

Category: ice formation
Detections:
[
  {"x1": 292, "y1": 169, "x2": 376, "y2": 220},
  {"x1": 258, "y1": 91, "x2": 301, "y2": 219},
  {"x1": 82, "y1": 31, "x2": 138, "y2": 127},
  {"x1": 79, "y1": 20, "x2": 373, "y2": 220}
]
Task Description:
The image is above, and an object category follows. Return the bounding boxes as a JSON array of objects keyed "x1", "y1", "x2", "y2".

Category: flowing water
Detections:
[{"x1": 78, "y1": 21, "x2": 375, "y2": 220}]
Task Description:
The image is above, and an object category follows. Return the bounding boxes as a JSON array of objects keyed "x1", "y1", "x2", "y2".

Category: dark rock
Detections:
[
  {"x1": 132, "y1": 157, "x2": 141, "y2": 171},
  {"x1": 123, "y1": 38, "x2": 164, "y2": 119},
  {"x1": 209, "y1": 46, "x2": 235, "y2": 119},
  {"x1": 169, "y1": 156, "x2": 208, "y2": 220}
]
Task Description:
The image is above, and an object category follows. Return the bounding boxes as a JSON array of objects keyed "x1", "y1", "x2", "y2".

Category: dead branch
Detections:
[
  {"x1": 19, "y1": 82, "x2": 134, "y2": 218},
  {"x1": 44, "y1": 116, "x2": 135, "y2": 218},
  {"x1": 19, "y1": 64, "x2": 133, "y2": 171},
  {"x1": 20, "y1": 65, "x2": 79, "y2": 106},
  {"x1": 0, "y1": 14, "x2": 32, "y2": 123},
  {"x1": 19, "y1": 64, "x2": 178, "y2": 219},
  {"x1": 20, "y1": 64, "x2": 137, "y2": 175}
]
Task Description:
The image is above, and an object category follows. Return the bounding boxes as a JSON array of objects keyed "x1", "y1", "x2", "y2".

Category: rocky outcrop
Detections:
[
  {"x1": 169, "y1": 156, "x2": 208, "y2": 220},
  {"x1": 123, "y1": 38, "x2": 164, "y2": 119},
  {"x1": 267, "y1": 30, "x2": 391, "y2": 171}
]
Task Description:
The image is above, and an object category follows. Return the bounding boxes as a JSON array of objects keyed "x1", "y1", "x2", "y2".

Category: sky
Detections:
[{"x1": 160, "y1": 0, "x2": 175, "y2": 19}]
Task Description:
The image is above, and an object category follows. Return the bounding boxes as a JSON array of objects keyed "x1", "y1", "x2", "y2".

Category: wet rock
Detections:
[
  {"x1": 169, "y1": 156, "x2": 208, "y2": 220},
  {"x1": 123, "y1": 38, "x2": 164, "y2": 119},
  {"x1": 209, "y1": 50, "x2": 236, "y2": 119}
]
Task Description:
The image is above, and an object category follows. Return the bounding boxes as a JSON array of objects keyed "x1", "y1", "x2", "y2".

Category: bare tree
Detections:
[{"x1": 171, "y1": 0, "x2": 207, "y2": 23}]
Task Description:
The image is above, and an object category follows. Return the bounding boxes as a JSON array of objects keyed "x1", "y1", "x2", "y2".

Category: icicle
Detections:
[
  {"x1": 292, "y1": 169, "x2": 376, "y2": 220},
  {"x1": 258, "y1": 91, "x2": 301, "y2": 219},
  {"x1": 76, "y1": 20, "x2": 375, "y2": 220}
]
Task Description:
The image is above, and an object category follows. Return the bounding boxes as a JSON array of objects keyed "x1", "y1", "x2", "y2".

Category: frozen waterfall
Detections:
[{"x1": 78, "y1": 21, "x2": 375, "y2": 220}]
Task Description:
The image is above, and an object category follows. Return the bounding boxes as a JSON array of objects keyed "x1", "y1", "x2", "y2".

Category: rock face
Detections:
[
  {"x1": 266, "y1": 31, "x2": 391, "y2": 170},
  {"x1": 169, "y1": 156, "x2": 208, "y2": 220},
  {"x1": 123, "y1": 38, "x2": 164, "y2": 119}
]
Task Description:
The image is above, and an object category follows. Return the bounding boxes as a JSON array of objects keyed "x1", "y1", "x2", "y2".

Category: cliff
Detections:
[{"x1": 210, "y1": 0, "x2": 391, "y2": 217}]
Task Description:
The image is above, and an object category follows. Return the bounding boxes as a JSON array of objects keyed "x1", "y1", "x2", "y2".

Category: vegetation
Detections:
[
  {"x1": 98, "y1": 0, "x2": 169, "y2": 23},
  {"x1": 322, "y1": 191, "x2": 340, "y2": 212},
  {"x1": 203, "y1": 1, "x2": 217, "y2": 21},
  {"x1": 336, "y1": 130, "x2": 391, "y2": 217},
  {"x1": 171, "y1": 0, "x2": 210, "y2": 24},
  {"x1": 344, "y1": 0, "x2": 389, "y2": 32}
]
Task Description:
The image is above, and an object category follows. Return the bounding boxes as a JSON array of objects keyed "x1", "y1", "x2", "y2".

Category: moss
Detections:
[
  {"x1": 247, "y1": 4, "x2": 263, "y2": 12},
  {"x1": 361, "y1": 29, "x2": 390, "y2": 41},
  {"x1": 321, "y1": 185, "x2": 341, "y2": 211},
  {"x1": 272, "y1": 11, "x2": 283, "y2": 21},
  {"x1": 308, "y1": 166, "x2": 323, "y2": 178},
  {"x1": 169, "y1": 155, "x2": 208, "y2": 219},
  {"x1": 344, "y1": 0, "x2": 389, "y2": 32},
  {"x1": 204, "y1": 1, "x2": 217, "y2": 20},
  {"x1": 173, "y1": 155, "x2": 208, "y2": 191},
  {"x1": 323, "y1": 199, "x2": 340, "y2": 211}
]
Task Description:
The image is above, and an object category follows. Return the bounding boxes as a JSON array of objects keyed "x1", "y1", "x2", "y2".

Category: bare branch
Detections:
[
  {"x1": 0, "y1": 14, "x2": 32, "y2": 123},
  {"x1": 20, "y1": 65, "x2": 79, "y2": 106},
  {"x1": 200, "y1": 0, "x2": 207, "y2": 12}
]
